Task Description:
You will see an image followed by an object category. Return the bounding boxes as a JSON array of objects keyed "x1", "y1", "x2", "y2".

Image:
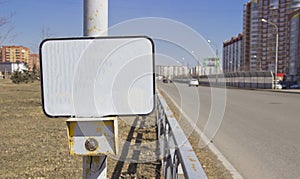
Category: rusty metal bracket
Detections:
[{"x1": 66, "y1": 117, "x2": 118, "y2": 156}]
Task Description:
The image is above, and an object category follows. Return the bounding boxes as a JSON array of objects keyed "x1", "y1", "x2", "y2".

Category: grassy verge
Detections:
[
  {"x1": 0, "y1": 80, "x2": 82, "y2": 178},
  {"x1": 0, "y1": 79, "x2": 161, "y2": 178}
]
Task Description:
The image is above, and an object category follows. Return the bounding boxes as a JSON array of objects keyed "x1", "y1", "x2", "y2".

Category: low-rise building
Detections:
[
  {"x1": 0, "y1": 62, "x2": 28, "y2": 75},
  {"x1": 156, "y1": 65, "x2": 189, "y2": 78},
  {"x1": 29, "y1": 54, "x2": 40, "y2": 71}
]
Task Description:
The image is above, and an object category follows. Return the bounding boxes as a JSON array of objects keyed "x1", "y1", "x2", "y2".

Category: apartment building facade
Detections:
[
  {"x1": 243, "y1": 0, "x2": 300, "y2": 77},
  {"x1": 0, "y1": 46, "x2": 30, "y2": 63},
  {"x1": 289, "y1": 8, "x2": 300, "y2": 81},
  {"x1": 223, "y1": 34, "x2": 244, "y2": 73}
]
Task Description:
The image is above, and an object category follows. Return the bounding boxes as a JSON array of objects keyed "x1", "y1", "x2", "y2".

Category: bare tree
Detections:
[
  {"x1": 0, "y1": 19, "x2": 15, "y2": 44},
  {"x1": 0, "y1": 1, "x2": 15, "y2": 46},
  {"x1": 30, "y1": 26, "x2": 55, "y2": 53},
  {"x1": 41, "y1": 26, "x2": 55, "y2": 39}
]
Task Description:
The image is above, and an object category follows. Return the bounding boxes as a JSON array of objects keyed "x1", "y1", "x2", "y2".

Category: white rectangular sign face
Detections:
[{"x1": 40, "y1": 36, "x2": 155, "y2": 117}]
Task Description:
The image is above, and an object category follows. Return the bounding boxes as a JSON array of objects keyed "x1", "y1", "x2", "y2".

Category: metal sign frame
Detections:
[{"x1": 39, "y1": 36, "x2": 155, "y2": 118}]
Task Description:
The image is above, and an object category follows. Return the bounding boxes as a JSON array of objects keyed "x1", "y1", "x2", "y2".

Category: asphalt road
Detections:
[{"x1": 158, "y1": 82, "x2": 300, "y2": 179}]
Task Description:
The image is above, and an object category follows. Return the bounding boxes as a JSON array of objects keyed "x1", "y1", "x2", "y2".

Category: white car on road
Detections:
[
  {"x1": 188, "y1": 78, "x2": 199, "y2": 87},
  {"x1": 275, "y1": 80, "x2": 282, "y2": 89}
]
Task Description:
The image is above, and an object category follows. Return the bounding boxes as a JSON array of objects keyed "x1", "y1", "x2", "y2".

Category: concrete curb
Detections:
[{"x1": 197, "y1": 84, "x2": 300, "y2": 94}]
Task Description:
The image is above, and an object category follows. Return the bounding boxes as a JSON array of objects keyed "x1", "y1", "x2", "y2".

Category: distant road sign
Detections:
[{"x1": 40, "y1": 36, "x2": 155, "y2": 117}]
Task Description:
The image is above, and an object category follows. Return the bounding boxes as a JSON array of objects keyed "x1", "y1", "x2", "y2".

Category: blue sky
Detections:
[{"x1": 0, "y1": 0, "x2": 249, "y2": 60}]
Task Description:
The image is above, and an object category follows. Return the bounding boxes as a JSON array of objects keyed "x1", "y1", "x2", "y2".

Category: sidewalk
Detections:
[
  {"x1": 173, "y1": 80, "x2": 300, "y2": 94},
  {"x1": 202, "y1": 84, "x2": 300, "y2": 94},
  {"x1": 262, "y1": 88, "x2": 300, "y2": 94}
]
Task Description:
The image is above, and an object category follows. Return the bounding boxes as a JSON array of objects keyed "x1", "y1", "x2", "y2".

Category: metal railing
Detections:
[
  {"x1": 157, "y1": 92, "x2": 207, "y2": 179},
  {"x1": 173, "y1": 71, "x2": 274, "y2": 89},
  {"x1": 198, "y1": 71, "x2": 273, "y2": 89}
]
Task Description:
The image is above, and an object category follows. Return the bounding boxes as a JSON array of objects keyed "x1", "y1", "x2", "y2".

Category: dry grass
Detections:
[
  {"x1": 107, "y1": 116, "x2": 161, "y2": 178},
  {"x1": 0, "y1": 79, "x2": 160, "y2": 178},
  {"x1": 0, "y1": 80, "x2": 82, "y2": 178}
]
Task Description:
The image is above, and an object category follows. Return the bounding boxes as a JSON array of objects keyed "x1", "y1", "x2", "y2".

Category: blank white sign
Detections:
[{"x1": 40, "y1": 36, "x2": 155, "y2": 117}]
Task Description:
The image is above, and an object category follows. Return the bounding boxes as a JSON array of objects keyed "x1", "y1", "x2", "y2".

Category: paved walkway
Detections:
[{"x1": 265, "y1": 89, "x2": 300, "y2": 94}]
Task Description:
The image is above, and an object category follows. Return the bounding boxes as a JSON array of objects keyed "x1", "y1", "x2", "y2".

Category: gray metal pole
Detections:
[
  {"x1": 275, "y1": 28, "x2": 279, "y2": 88},
  {"x1": 84, "y1": 0, "x2": 108, "y2": 37},
  {"x1": 261, "y1": 19, "x2": 278, "y2": 89},
  {"x1": 83, "y1": 0, "x2": 108, "y2": 178}
]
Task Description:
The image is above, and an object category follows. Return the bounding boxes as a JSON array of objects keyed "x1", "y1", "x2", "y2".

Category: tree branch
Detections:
[{"x1": 0, "y1": 13, "x2": 15, "y2": 45}]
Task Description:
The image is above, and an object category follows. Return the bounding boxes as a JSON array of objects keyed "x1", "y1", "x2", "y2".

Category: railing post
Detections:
[{"x1": 172, "y1": 152, "x2": 177, "y2": 179}]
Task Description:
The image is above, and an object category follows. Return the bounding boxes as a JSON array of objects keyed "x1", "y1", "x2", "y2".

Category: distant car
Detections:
[
  {"x1": 275, "y1": 81, "x2": 282, "y2": 89},
  {"x1": 188, "y1": 79, "x2": 199, "y2": 87},
  {"x1": 162, "y1": 78, "x2": 169, "y2": 83},
  {"x1": 276, "y1": 84, "x2": 282, "y2": 89},
  {"x1": 289, "y1": 82, "x2": 300, "y2": 89},
  {"x1": 168, "y1": 76, "x2": 173, "y2": 83},
  {"x1": 279, "y1": 81, "x2": 289, "y2": 89}
]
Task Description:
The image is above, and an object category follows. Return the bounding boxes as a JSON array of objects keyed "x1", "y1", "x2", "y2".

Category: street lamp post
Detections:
[
  {"x1": 252, "y1": 55, "x2": 262, "y2": 71},
  {"x1": 261, "y1": 18, "x2": 279, "y2": 89},
  {"x1": 207, "y1": 40, "x2": 219, "y2": 57},
  {"x1": 191, "y1": 51, "x2": 201, "y2": 81},
  {"x1": 181, "y1": 57, "x2": 189, "y2": 78},
  {"x1": 175, "y1": 60, "x2": 181, "y2": 78},
  {"x1": 207, "y1": 40, "x2": 220, "y2": 69}
]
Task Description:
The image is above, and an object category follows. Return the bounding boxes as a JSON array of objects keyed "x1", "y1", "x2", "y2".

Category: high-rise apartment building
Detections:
[
  {"x1": 243, "y1": 2, "x2": 252, "y2": 71},
  {"x1": 289, "y1": 8, "x2": 300, "y2": 81},
  {"x1": 223, "y1": 34, "x2": 244, "y2": 73},
  {"x1": 0, "y1": 46, "x2": 30, "y2": 63},
  {"x1": 243, "y1": 0, "x2": 300, "y2": 76},
  {"x1": 243, "y1": 1, "x2": 259, "y2": 72}
]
